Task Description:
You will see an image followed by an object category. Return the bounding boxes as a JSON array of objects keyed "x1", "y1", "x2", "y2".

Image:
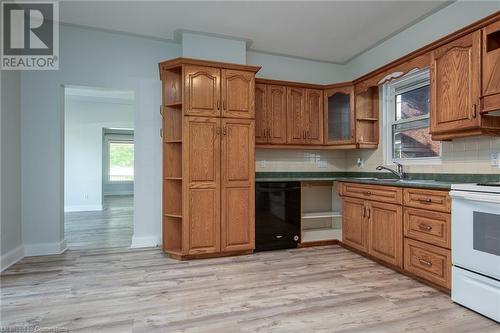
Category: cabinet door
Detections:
[
  {"x1": 255, "y1": 83, "x2": 268, "y2": 144},
  {"x1": 268, "y1": 85, "x2": 287, "y2": 144},
  {"x1": 222, "y1": 69, "x2": 255, "y2": 119},
  {"x1": 184, "y1": 65, "x2": 221, "y2": 117},
  {"x1": 221, "y1": 118, "x2": 255, "y2": 252},
  {"x1": 324, "y1": 86, "x2": 355, "y2": 145},
  {"x1": 430, "y1": 31, "x2": 481, "y2": 135},
  {"x1": 305, "y1": 89, "x2": 324, "y2": 144},
  {"x1": 368, "y1": 201, "x2": 403, "y2": 268},
  {"x1": 183, "y1": 117, "x2": 221, "y2": 255},
  {"x1": 286, "y1": 87, "x2": 307, "y2": 144},
  {"x1": 342, "y1": 197, "x2": 368, "y2": 253},
  {"x1": 482, "y1": 20, "x2": 500, "y2": 112}
]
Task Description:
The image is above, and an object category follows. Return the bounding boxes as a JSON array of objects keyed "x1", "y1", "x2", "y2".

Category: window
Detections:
[
  {"x1": 108, "y1": 141, "x2": 134, "y2": 182},
  {"x1": 383, "y1": 68, "x2": 441, "y2": 164},
  {"x1": 103, "y1": 130, "x2": 134, "y2": 183}
]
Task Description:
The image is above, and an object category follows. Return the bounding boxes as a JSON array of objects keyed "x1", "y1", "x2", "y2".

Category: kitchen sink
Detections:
[{"x1": 353, "y1": 178, "x2": 435, "y2": 183}]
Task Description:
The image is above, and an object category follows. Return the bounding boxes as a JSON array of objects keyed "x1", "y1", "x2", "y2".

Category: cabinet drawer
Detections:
[
  {"x1": 404, "y1": 208, "x2": 450, "y2": 249},
  {"x1": 404, "y1": 238, "x2": 451, "y2": 289},
  {"x1": 341, "y1": 183, "x2": 402, "y2": 204},
  {"x1": 403, "y1": 188, "x2": 450, "y2": 213}
]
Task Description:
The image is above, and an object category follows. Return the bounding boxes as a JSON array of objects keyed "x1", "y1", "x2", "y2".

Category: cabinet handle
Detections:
[
  {"x1": 366, "y1": 208, "x2": 370, "y2": 219},
  {"x1": 223, "y1": 126, "x2": 227, "y2": 136},
  {"x1": 362, "y1": 207, "x2": 366, "y2": 218},
  {"x1": 267, "y1": 128, "x2": 271, "y2": 138},
  {"x1": 217, "y1": 100, "x2": 220, "y2": 110},
  {"x1": 418, "y1": 223, "x2": 432, "y2": 231},
  {"x1": 363, "y1": 191, "x2": 372, "y2": 196},
  {"x1": 472, "y1": 103, "x2": 477, "y2": 118},
  {"x1": 216, "y1": 127, "x2": 221, "y2": 135},
  {"x1": 418, "y1": 258, "x2": 432, "y2": 267},
  {"x1": 418, "y1": 198, "x2": 432, "y2": 204},
  {"x1": 223, "y1": 100, "x2": 226, "y2": 110}
]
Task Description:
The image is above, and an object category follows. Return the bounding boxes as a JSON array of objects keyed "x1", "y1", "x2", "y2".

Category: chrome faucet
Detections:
[{"x1": 376, "y1": 162, "x2": 407, "y2": 179}]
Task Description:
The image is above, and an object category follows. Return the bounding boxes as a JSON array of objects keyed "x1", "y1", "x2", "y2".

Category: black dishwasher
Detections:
[{"x1": 255, "y1": 182, "x2": 301, "y2": 251}]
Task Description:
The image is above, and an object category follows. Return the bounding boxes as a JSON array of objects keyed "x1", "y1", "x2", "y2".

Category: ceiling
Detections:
[{"x1": 60, "y1": 1, "x2": 450, "y2": 64}]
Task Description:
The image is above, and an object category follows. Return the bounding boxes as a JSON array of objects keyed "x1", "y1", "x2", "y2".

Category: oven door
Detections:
[{"x1": 450, "y1": 190, "x2": 500, "y2": 280}]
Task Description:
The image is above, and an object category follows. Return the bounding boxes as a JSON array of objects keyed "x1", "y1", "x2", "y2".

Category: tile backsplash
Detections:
[
  {"x1": 256, "y1": 136, "x2": 500, "y2": 174},
  {"x1": 255, "y1": 149, "x2": 346, "y2": 172}
]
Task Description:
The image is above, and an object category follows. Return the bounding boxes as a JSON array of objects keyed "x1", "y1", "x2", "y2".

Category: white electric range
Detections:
[{"x1": 450, "y1": 183, "x2": 500, "y2": 322}]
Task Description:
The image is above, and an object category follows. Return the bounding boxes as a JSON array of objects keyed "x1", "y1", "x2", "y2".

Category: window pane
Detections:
[
  {"x1": 395, "y1": 85, "x2": 430, "y2": 121},
  {"x1": 109, "y1": 141, "x2": 134, "y2": 181},
  {"x1": 392, "y1": 118, "x2": 440, "y2": 159}
]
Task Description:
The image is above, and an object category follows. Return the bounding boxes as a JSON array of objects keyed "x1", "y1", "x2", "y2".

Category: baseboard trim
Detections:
[
  {"x1": 24, "y1": 239, "x2": 68, "y2": 257},
  {"x1": 64, "y1": 204, "x2": 103, "y2": 213},
  {"x1": 1, "y1": 245, "x2": 24, "y2": 272},
  {"x1": 131, "y1": 235, "x2": 161, "y2": 249}
]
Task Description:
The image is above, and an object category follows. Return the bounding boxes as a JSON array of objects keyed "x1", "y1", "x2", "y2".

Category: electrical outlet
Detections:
[
  {"x1": 259, "y1": 160, "x2": 267, "y2": 168},
  {"x1": 84, "y1": 193, "x2": 89, "y2": 199},
  {"x1": 491, "y1": 153, "x2": 500, "y2": 168},
  {"x1": 357, "y1": 157, "x2": 364, "y2": 168}
]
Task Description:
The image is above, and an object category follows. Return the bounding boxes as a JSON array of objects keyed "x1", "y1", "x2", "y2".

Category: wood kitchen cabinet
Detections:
[
  {"x1": 160, "y1": 58, "x2": 260, "y2": 260},
  {"x1": 255, "y1": 84, "x2": 287, "y2": 144},
  {"x1": 367, "y1": 201, "x2": 403, "y2": 268},
  {"x1": 481, "y1": 20, "x2": 500, "y2": 113},
  {"x1": 340, "y1": 182, "x2": 452, "y2": 290},
  {"x1": 430, "y1": 31, "x2": 482, "y2": 139},
  {"x1": 184, "y1": 65, "x2": 255, "y2": 119},
  {"x1": 286, "y1": 87, "x2": 323, "y2": 145},
  {"x1": 324, "y1": 85, "x2": 355, "y2": 145},
  {"x1": 342, "y1": 197, "x2": 368, "y2": 252},
  {"x1": 221, "y1": 118, "x2": 255, "y2": 252},
  {"x1": 341, "y1": 193, "x2": 402, "y2": 268}
]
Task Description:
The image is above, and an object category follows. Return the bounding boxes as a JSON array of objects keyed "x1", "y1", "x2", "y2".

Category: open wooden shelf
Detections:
[
  {"x1": 165, "y1": 213, "x2": 183, "y2": 219},
  {"x1": 164, "y1": 180, "x2": 182, "y2": 217},
  {"x1": 165, "y1": 102, "x2": 182, "y2": 108},
  {"x1": 163, "y1": 215, "x2": 182, "y2": 253},
  {"x1": 302, "y1": 211, "x2": 342, "y2": 219},
  {"x1": 164, "y1": 143, "x2": 182, "y2": 179},
  {"x1": 357, "y1": 117, "x2": 378, "y2": 121},
  {"x1": 165, "y1": 177, "x2": 182, "y2": 180},
  {"x1": 161, "y1": 66, "x2": 182, "y2": 106}
]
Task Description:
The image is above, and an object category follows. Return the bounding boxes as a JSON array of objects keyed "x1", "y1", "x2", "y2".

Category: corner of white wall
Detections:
[
  {"x1": 23, "y1": 239, "x2": 67, "y2": 257},
  {"x1": 0, "y1": 245, "x2": 24, "y2": 272}
]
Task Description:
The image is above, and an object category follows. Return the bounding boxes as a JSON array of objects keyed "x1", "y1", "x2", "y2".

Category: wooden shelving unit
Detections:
[
  {"x1": 355, "y1": 86, "x2": 379, "y2": 147},
  {"x1": 161, "y1": 66, "x2": 183, "y2": 255},
  {"x1": 300, "y1": 182, "x2": 342, "y2": 244}
]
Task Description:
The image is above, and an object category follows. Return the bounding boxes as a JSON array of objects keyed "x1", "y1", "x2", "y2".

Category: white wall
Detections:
[
  {"x1": 1, "y1": 70, "x2": 24, "y2": 271},
  {"x1": 20, "y1": 24, "x2": 180, "y2": 255},
  {"x1": 247, "y1": 51, "x2": 348, "y2": 84},
  {"x1": 345, "y1": 1, "x2": 500, "y2": 79},
  {"x1": 64, "y1": 96, "x2": 134, "y2": 212},
  {"x1": 182, "y1": 32, "x2": 247, "y2": 64}
]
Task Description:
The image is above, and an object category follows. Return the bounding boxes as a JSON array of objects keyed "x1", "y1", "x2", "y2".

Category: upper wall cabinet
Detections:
[
  {"x1": 184, "y1": 65, "x2": 255, "y2": 119},
  {"x1": 286, "y1": 87, "x2": 323, "y2": 145},
  {"x1": 430, "y1": 31, "x2": 481, "y2": 137},
  {"x1": 324, "y1": 85, "x2": 355, "y2": 145},
  {"x1": 222, "y1": 69, "x2": 255, "y2": 119},
  {"x1": 305, "y1": 89, "x2": 324, "y2": 145},
  {"x1": 255, "y1": 84, "x2": 287, "y2": 145},
  {"x1": 482, "y1": 20, "x2": 500, "y2": 113},
  {"x1": 184, "y1": 65, "x2": 221, "y2": 117},
  {"x1": 430, "y1": 30, "x2": 500, "y2": 140}
]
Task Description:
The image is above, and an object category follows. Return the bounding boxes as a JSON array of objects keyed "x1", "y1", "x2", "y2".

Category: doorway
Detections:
[{"x1": 63, "y1": 85, "x2": 135, "y2": 249}]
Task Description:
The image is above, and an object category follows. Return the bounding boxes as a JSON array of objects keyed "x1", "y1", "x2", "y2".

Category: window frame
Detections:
[
  {"x1": 103, "y1": 132, "x2": 134, "y2": 184},
  {"x1": 382, "y1": 68, "x2": 441, "y2": 166}
]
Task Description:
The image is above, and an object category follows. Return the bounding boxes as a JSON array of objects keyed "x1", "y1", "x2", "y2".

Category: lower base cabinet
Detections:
[
  {"x1": 341, "y1": 183, "x2": 451, "y2": 291},
  {"x1": 404, "y1": 238, "x2": 451, "y2": 289}
]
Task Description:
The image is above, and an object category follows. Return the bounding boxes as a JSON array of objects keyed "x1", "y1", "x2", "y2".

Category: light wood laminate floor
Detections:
[
  {"x1": 1, "y1": 246, "x2": 498, "y2": 332},
  {"x1": 64, "y1": 195, "x2": 133, "y2": 250}
]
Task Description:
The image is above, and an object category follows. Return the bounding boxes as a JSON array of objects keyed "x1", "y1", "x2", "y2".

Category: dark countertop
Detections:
[{"x1": 255, "y1": 172, "x2": 500, "y2": 190}]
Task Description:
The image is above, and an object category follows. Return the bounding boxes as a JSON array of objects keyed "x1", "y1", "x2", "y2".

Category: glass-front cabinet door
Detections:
[{"x1": 324, "y1": 86, "x2": 355, "y2": 145}]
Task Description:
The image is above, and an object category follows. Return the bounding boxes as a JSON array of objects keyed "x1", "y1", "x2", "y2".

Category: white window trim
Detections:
[{"x1": 382, "y1": 68, "x2": 442, "y2": 166}]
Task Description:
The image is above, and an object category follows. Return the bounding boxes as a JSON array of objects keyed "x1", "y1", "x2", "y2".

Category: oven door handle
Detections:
[{"x1": 450, "y1": 190, "x2": 500, "y2": 204}]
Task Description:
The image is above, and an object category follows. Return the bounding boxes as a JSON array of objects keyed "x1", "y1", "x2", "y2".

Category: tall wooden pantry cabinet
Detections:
[{"x1": 159, "y1": 58, "x2": 260, "y2": 260}]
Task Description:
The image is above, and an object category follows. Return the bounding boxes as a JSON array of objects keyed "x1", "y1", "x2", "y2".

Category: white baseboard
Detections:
[
  {"x1": 1, "y1": 245, "x2": 24, "y2": 272},
  {"x1": 64, "y1": 204, "x2": 103, "y2": 212},
  {"x1": 24, "y1": 239, "x2": 67, "y2": 257},
  {"x1": 131, "y1": 234, "x2": 161, "y2": 249}
]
